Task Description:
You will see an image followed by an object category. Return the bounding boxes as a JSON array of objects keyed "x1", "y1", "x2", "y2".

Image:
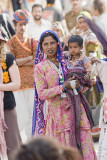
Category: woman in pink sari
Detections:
[{"x1": 32, "y1": 30, "x2": 97, "y2": 160}]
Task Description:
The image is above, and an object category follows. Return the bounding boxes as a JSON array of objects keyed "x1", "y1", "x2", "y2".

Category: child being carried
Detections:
[{"x1": 65, "y1": 35, "x2": 92, "y2": 94}]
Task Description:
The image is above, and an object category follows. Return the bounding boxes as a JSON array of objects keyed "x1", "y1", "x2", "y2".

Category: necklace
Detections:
[
  {"x1": 69, "y1": 52, "x2": 81, "y2": 61},
  {"x1": 48, "y1": 60, "x2": 64, "y2": 83}
]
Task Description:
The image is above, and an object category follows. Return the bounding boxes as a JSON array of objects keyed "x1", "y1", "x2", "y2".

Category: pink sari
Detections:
[{"x1": 0, "y1": 65, "x2": 7, "y2": 159}]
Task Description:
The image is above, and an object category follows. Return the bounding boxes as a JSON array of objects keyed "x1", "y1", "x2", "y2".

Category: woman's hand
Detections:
[
  {"x1": 75, "y1": 80, "x2": 80, "y2": 90},
  {"x1": 64, "y1": 76, "x2": 75, "y2": 90},
  {"x1": 91, "y1": 57, "x2": 101, "y2": 64},
  {"x1": 64, "y1": 35, "x2": 71, "y2": 46},
  {"x1": 86, "y1": 39, "x2": 99, "y2": 46}
]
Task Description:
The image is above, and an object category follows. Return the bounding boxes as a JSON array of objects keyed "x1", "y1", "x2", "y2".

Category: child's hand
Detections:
[{"x1": 75, "y1": 80, "x2": 80, "y2": 90}]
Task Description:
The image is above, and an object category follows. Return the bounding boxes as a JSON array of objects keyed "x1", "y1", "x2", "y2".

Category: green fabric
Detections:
[{"x1": 85, "y1": 43, "x2": 101, "y2": 59}]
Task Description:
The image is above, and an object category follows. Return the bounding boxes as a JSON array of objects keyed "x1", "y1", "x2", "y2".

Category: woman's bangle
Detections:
[
  {"x1": 77, "y1": 85, "x2": 81, "y2": 92},
  {"x1": 62, "y1": 84, "x2": 66, "y2": 92},
  {"x1": 78, "y1": 86, "x2": 84, "y2": 92}
]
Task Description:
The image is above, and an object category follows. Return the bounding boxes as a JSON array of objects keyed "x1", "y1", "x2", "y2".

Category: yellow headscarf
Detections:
[{"x1": 77, "y1": 11, "x2": 92, "y2": 22}]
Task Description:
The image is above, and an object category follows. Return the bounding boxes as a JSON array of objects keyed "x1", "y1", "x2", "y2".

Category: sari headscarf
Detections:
[
  {"x1": 32, "y1": 30, "x2": 67, "y2": 135},
  {"x1": 77, "y1": 11, "x2": 92, "y2": 22}
]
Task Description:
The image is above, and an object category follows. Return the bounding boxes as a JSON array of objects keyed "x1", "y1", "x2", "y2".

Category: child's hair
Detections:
[
  {"x1": 68, "y1": 35, "x2": 83, "y2": 47},
  {"x1": 14, "y1": 136, "x2": 62, "y2": 160},
  {"x1": 61, "y1": 147, "x2": 82, "y2": 160}
]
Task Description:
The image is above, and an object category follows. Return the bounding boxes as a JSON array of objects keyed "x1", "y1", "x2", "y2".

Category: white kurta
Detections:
[
  {"x1": 91, "y1": 60, "x2": 107, "y2": 160},
  {"x1": 26, "y1": 18, "x2": 51, "y2": 41}
]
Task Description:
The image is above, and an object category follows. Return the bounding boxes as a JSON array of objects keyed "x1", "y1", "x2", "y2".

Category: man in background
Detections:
[
  {"x1": 26, "y1": 4, "x2": 51, "y2": 41},
  {"x1": 43, "y1": 0, "x2": 64, "y2": 23},
  {"x1": 65, "y1": 0, "x2": 90, "y2": 32}
]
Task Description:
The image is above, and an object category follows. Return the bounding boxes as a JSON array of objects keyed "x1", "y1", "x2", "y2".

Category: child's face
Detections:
[{"x1": 68, "y1": 42, "x2": 82, "y2": 56}]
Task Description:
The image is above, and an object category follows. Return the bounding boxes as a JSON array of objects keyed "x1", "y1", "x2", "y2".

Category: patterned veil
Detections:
[{"x1": 32, "y1": 30, "x2": 67, "y2": 135}]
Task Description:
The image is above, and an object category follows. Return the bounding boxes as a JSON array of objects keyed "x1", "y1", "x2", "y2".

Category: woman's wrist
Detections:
[
  {"x1": 62, "y1": 83, "x2": 66, "y2": 92},
  {"x1": 77, "y1": 85, "x2": 84, "y2": 92},
  {"x1": 77, "y1": 85, "x2": 81, "y2": 91}
]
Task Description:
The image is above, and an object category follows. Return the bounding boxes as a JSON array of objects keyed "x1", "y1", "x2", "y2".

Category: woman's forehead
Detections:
[
  {"x1": 42, "y1": 36, "x2": 57, "y2": 42},
  {"x1": 78, "y1": 17, "x2": 85, "y2": 22}
]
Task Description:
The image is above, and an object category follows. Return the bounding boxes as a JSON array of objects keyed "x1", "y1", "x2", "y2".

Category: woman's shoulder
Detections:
[
  {"x1": 5, "y1": 53, "x2": 16, "y2": 69},
  {"x1": 27, "y1": 37, "x2": 38, "y2": 46},
  {"x1": 35, "y1": 59, "x2": 52, "y2": 74},
  {"x1": 35, "y1": 59, "x2": 48, "y2": 69},
  {"x1": 6, "y1": 53, "x2": 15, "y2": 60},
  {"x1": 87, "y1": 31, "x2": 97, "y2": 40}
]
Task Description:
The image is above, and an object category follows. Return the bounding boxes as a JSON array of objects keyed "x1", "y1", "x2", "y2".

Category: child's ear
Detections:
[{"x1": 80, "y1": 45, "x2": 83, "y2": 50}]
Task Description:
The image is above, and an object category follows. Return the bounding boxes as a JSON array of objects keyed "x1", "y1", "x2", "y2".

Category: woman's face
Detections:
[
  {"x1": 42, "y1": 36, "x2": 58, "y2": 58},
  {"x1": 78, "y1": 17, "x2": 89, "y2": 32},
  {"x1": 15, "y1": 22, "x2": 27, "y2": 35},
  {"x1": 52, "y1": 27, "x2": 62, "y2": 38}
]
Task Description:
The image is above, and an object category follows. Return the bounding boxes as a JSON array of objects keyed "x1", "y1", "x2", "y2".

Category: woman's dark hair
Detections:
[
  {"x1": 93, "y1": 0, "x2": 106, "y2": 14},
  {"x1": 32, "y1": 4, "x2": 43, "y2": 12},
  {"x1": 68, "y1": 35, "x2": 83, "y2": 47},
  {"x1": 14, "y1": 137, "x2": 61, "y2": 160},
  {"x1": 40, "y1": 32, "x2": 58, "y2": 50},
  {"x1": 46, "y1": 0, "x2": 55, "y2": 4}
]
